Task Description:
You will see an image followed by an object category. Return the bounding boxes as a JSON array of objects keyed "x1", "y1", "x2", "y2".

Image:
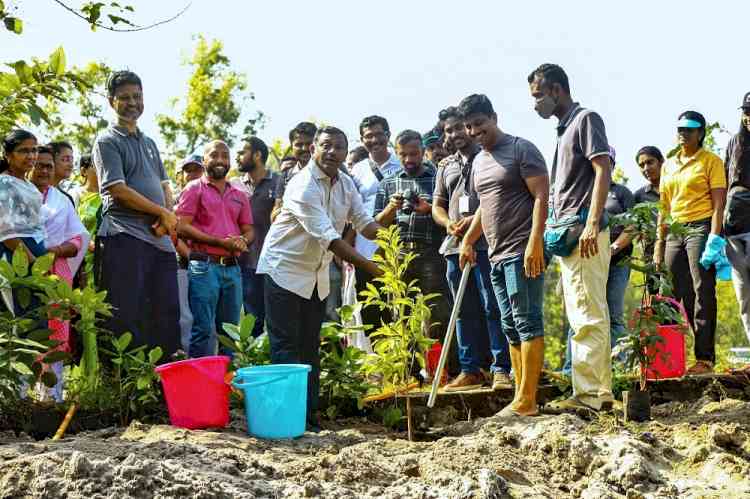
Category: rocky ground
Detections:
[{"x1": 1, "y1": 395, "x2": 750, "y2": 499}]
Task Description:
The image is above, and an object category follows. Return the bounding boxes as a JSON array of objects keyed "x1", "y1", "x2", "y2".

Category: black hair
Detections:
[
  {"x1": 438, "y1": 106, "x2": 461, "y2": 122},
  {"x1": 36, "y1": 145, "x2": 54, "y2": 156},
  {"x1": 79, "y1": 154, "x2": 93, "y2": 169},
  {"x1": 288, "y1": 122, "x2": 317, "y2": 143},
  {"x1": 457, "y1": 94, "x2": 495, "y2": 119},
  {"x1": 527, "y1": 63, "x2": 570, "y2": 94},
  {"x1": 359, "y1": 115, "x2": 390, "y2": 137},
  {"x1": 315, "y1": 126, "x2": 348, "y2": 147},
  {"x1": 48, "y1": 140, "x2": 73, "y2": 157},
  {"x1": 1, "y1": 129, "x2": 37, "y2": 173},
  {"x1": 244, "y1": 136, "x2": 269, "y2": 164},
  {"x1": 635, "y1": 146, "x2": 664, "y2": 164},
  {"x1": 348, "y1": 145, "x2": 369, "y2": 163},
  {"x1": 678, "y1": 110, "x2": 707, "y2": 147},
  {"x1": 395, "y1": 129, "x2": 422, "y2": 148},
  {"x1": 107, "y1": 70, "x2": 142, "y2": 99}
]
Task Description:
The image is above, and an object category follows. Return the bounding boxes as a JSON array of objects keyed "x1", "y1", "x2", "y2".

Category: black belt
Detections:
[{"x1": 189, "y1": 253, "x2": 239, "y2": 266}]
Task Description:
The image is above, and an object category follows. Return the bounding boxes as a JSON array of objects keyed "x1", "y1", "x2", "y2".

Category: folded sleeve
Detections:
[
  {"x1": 175, "y1": 182, "x2": 199, "y2": 217},
  {"x1": 93, "y1": 137, "x2": 125, "y2": 190},
  {"x1": 707, "y1": 154, "x2": 728, "y2": 189},
  {"x1": 578, "y1": 111, "x2": 610, "y2": 161}
]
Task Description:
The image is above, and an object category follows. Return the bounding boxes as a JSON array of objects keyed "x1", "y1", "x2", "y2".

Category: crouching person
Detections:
[
  {"x1": 458, "y1": 94, "x2": 549, "y2": 417},
  {"x1": 176, "y1": 140, "x2": 254, "y2": 358},
  {"x1": 256, "y1": 126, "x2": 382, "y2": 431}
]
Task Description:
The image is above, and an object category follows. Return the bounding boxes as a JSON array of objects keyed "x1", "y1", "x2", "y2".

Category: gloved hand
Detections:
[
  {"x1": 700, "y1": 234, "x2": 727, "y2": 270},
  {"x1": 716, "y1": 257, "x2": 732, "y2": 281}
]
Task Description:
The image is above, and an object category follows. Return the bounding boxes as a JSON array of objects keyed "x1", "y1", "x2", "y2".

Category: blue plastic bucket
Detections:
[{"x1": 232, "y1": 364, "x2": 311, "y2": 439}]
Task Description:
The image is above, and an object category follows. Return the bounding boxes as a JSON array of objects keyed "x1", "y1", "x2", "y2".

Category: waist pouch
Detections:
[
  {"x1": 725, "y1": 187, "x2": 750, "y2": 237},
  {"x1": 543, "y1": 208, "x2": 608, "y2": 257}
]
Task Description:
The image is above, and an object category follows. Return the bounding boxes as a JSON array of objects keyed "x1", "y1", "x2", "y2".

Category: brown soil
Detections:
[{"x1": 1, "y1": 397, "x2": 749, "y2": 498}]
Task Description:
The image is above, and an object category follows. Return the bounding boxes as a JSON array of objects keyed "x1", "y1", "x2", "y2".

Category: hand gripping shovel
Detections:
[{"x1": 427, "y1": 262, "x2": 472, "y2": 408}]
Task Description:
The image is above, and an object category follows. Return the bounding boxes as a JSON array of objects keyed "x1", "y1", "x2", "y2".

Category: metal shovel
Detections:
[{"x1": 427, "y1": 262, "x2": 472, "y2": 408}]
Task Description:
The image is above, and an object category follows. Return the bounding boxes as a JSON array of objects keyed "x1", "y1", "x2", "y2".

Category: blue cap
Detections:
[
  {"x1": 180, "y1": 154, "x2": 203, "y2": 170},
  {"x1": 676, "y1": 118, "x2": 702, "y2": 129}
]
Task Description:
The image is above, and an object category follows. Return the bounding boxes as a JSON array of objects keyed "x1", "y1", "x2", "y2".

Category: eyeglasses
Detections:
[{"x1": 677, "y1": 127, "x2": 699, "y2": 134}]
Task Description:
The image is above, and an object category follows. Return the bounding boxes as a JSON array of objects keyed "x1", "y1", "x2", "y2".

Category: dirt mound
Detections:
[{"x1": 2, "y1": 400, "x2": 750, "y2": 498}]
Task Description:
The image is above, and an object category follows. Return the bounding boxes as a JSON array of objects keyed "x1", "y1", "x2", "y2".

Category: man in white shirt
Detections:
[
  {"x1": 349, "y1": 115, "x2": 401, "y2": 326},
  {"x1": 257, "y1": 126, "x2": 382, "y2": 430}
]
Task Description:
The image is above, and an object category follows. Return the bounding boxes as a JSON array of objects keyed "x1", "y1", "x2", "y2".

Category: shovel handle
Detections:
[{"x1": 427, "y1": 263, "x2": 472, "y2": 408}]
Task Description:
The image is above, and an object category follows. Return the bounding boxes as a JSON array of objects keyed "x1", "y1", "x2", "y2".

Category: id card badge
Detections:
[{"x1": 458, "y1": 194, "x2": 471, "y2": 215}]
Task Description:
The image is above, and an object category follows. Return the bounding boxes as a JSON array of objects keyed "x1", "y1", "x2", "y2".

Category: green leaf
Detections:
[
  {"x1": 217, "y1": 335, "x2": 236, "y2": 352},
  {"x1": 136, "y1": 375, "x2": 150, "y2": 390},
  {"x1": 0, "y1": 258, "x2": 14, "y2": 280},
  {"x1": 31, "y1": 253, "x2": 55, "y2": 276},
  {"x1": 116, "y1": 332, "x2": 132, "y2": 351},
  {"x1": 11, "y1": 361, "x2": 33, "y2": 376},
  {"x1": 10, "y1": 60, "x2": 32, "y2": 84},
  {"x1": 3, "y1": 16, "x2": 22, "y2": 35},
  {"x1": 148, "y1": 347, "x2": 163, "y2": 364},
  {"x1": 11, "y1": 248, "x2": 29, "y2": 276},
  {"x1": 49, "y1": 47, "x2": 66, "y2": 76}
]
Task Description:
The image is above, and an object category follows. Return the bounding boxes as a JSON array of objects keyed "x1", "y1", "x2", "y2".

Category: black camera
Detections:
[{"x1": 399, "y1": 189, "x2": 421, "y2": 215}]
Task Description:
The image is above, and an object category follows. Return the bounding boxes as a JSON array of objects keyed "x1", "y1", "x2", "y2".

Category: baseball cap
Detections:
[
  {"x1": 422, "y1": 131, "x2": 442, "y2": 148},
  {"x1": 740, "y1": 92, "x2": 750, "y2": 110},
  {"x1": 676, "y1": 110, "x2": 706, "y2": 129},
  {"x1": 180, "y1": 154, "x2": 203, "y2": 170}
]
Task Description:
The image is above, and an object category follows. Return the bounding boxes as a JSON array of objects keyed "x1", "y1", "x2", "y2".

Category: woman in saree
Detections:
[
  {"x1": 30, "y1": 145, "x2": 89, "y2": 402},
  {"x1": 0, "y1": 130, "x2": 47, "y2": 314}
]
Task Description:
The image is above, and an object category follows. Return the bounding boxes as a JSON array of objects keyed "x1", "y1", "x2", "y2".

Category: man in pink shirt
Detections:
[{"x1": 176, "y1": 140, "x2": 255, "y2": 357}]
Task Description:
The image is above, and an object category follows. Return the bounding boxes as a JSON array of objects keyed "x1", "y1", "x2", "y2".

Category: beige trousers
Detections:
[{"x1": 560, "y1": 229, "x2": 613, "y2": 409}]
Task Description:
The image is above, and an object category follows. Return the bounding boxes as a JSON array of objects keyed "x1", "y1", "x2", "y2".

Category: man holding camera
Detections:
[{"x1": 374, "y1": 130, "x2": 455, "y2": 375}]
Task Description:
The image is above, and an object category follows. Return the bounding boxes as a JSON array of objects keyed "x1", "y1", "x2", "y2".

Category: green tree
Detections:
[
  {"x1": 34, "y1": 61, "x2": 111, "y2": 153},
  {"x1": 156, "y1": 35, "x2": 263, "y2": 166}
]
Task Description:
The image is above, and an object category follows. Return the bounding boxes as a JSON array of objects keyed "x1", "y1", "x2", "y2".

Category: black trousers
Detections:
[
  {"x1": 664, "y1": 220, "x2": 717, "y2": 363},
  {"x1": 98, "y1": 233, "x2": 180, "y2": 358},
  {"x1": 264, "y1": 275, "x2": 325, "y2": 423}
]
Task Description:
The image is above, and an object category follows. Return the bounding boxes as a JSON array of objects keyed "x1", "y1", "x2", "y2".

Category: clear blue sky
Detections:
[{"x1": 7, "y1": 0, "x2": 750, "y2": 189}]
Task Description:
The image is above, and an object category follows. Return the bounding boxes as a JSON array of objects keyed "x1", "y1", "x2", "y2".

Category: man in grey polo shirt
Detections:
[
  {"x1": 93, "y1": 70, "x2": 180, "y2": 356},
  {"x1": 528, "y1": 63, "x2": 613, "y2": 412}
]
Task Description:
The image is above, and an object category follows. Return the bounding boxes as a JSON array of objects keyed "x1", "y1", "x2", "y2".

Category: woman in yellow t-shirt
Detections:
[
  {"x1": 655, "y1": 111, "x2": 727, "y2": 375},
  {"x1": 76, "y1": 154, "x2": 101, "y2": 288}
]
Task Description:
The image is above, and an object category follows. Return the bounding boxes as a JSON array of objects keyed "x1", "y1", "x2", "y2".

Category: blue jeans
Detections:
[
  {"x1": 241, "y1": 267, "x2": 265, "y2": 337},
  {"x1": 188, "y1": 260, "x2": 243, "y2": 358},
  {"x1": 562, "y1": 260, "x2": 630, "y2": 374},
  {"x1": 446, "y1": 253, "x2": 510, "y2": 374},
  {"x1": 489, "y1": 255, "x2": 545, "y2": 345}
]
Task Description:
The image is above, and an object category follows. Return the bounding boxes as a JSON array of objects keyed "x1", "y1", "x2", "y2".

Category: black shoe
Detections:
[{"x1": 305, "y1": 423, "x2": 321, "y2": 433}]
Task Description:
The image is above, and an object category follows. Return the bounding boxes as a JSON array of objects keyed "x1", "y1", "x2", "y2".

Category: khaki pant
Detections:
[{"x1": 560, "y1": 230, "x2": 613, "y2": 409}]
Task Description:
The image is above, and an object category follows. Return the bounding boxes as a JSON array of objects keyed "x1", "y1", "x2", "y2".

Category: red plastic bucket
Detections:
[
  {"x1": 426, "y1": 343, "x2": 448, "y2": 385},
  {"x1": 155, "y1": 356, "x2": 231, "y2": 429},
  {"x1": 644, "y1": 296, "x2": 687, "y2": 381}
]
